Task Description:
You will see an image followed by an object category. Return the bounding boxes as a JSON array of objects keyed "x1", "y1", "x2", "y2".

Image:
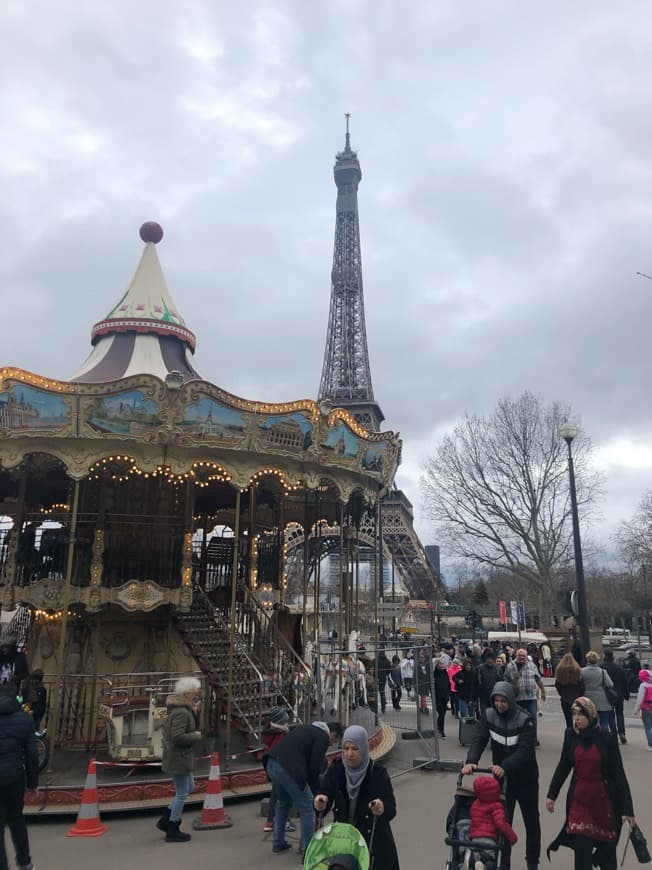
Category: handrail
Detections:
[
  {"x1": 192, "y1": 583, "x2": 264, "y2": 743},
  {"x1": 244, "y1": 586, "x2": 312, "y2": 681}
]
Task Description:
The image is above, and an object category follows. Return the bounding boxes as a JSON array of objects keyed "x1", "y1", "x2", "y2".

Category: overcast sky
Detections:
[{"x1": 2, "y1": 2, "x2": 652, "y2": 571}]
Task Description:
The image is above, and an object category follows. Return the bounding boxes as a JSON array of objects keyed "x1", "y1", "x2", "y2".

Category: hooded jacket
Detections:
[
  {"x1": 161, "y1": 694, "x2": 201, "y2": 776},
  {"x1": 469, "y1": 776, "x2": 518, "y2": 844},
  {"x1": 0, "y1": 694, "x2": 39, "y2": 789},
  {"x1": 466, "y1": 681, "x2": 539, "y2": 785}
]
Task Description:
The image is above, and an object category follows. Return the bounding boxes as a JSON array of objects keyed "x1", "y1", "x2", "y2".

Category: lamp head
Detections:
[{"x1": 560, "y1": 421, "x2": 578, "y2": 443}]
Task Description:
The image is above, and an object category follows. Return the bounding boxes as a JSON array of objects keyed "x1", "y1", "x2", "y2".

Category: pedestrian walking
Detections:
[
  {"x1": 546, "y1": 696, "x2": 636, "y2": 870},
  {"x1": 314, "y1": 724, "x2": 399, "y2": 870},
  {"x1": 0, "y1": 683, "x2": 39, "y2": 870},
  {"x1": 377, "y1": 650, "x2": 391, "y2": 714},
  {"x1": 448, "y1": 658, "x2": 461, "y2": 718},
  {"x1": 266, "y1": 720, "x2": 342, "y2": 858},
  {"x1": 633, "y1": 668, "x2": 652, "y2": 750},
  {"x1": 580, "y1": 652, "x2": 614, "y2": 733},
  {"x1": 388, "y1": 656, "x2": 403, "y2": 711},
  {"x1": 474, "y1": 650, "x2": 501, "y2": 715},
  {"x1": 623, "y1": 650, "x2": 642, "y2": 693},
  {"x1": 462, "y1": 681, "x2": 541, "y2": 870},
  {"x1": 453, "y1": 658, "x2": 476, "y2": 719},
  {"x1": 159, "y1": 675, "x2": 202, "y2": 842},
  {"x1": 434, "y1": 657, "x2": 451, "y2": 738},
  {"x1": 399, "y1": 652, "x2": 414, "y2": 698},
  {"x1": 554, "y1": 653, "x2": 585, "y2": 728},
  {"x1": 415, "y1": 648, "x2": 431, "y2": 715},
  {"x1": 504, "y1": 648, "x2": 546, "y2": 745},
  {"x1": 600, "y1": 650, "x2": 629, "y2": 744}
]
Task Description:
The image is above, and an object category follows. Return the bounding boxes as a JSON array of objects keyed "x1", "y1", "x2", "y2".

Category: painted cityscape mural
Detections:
[
  {"x1": 182, "y1": 398, "x2": 247, "y2": 444},
  {"x1": 87, "y1": 390, "x2": 161, "y2": 436},
  {"x1": 259, "y1": 412, "x2": 313, "y2": 453},
  {"x1": 0, "y1": 386, "x2": 70, "y2": 432}
]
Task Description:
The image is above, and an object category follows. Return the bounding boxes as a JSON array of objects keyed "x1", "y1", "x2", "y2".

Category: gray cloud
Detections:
[{"x1": 2, "y1": 1, "x2": 652, "y2": 570}]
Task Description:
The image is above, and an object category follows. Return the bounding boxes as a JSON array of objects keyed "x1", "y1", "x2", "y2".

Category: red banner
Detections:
[{"x1": 499, "y1": 600, "x2": 507, "y2": 625}]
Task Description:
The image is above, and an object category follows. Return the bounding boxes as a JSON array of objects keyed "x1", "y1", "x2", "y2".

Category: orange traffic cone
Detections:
[
  {"x1": 193, "y1": 752, "x2": 233, "y2": 830},
  {"x1": 66, "y1": 758, "x2": 108, "y2": 837}
]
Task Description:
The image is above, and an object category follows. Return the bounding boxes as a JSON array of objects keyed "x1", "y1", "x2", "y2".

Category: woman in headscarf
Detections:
[
  {"x1": 546, "y1": 697, "x2": 636, "y2": 870},
  {"x1": 314, "y1": 724, "x2": 399, "y2": 869}
]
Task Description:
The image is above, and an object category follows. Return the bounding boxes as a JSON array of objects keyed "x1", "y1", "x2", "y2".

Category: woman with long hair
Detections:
[
  {"x1": 554, "y1": 653, "x2": 585, "y2": 728},
  {"x1": 546, "y1": 697, "x2": 636, "y2": 870}
]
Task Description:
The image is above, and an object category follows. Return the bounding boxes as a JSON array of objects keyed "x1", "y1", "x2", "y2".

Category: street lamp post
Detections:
[{"x1": 560, "y1": 421, "x2": 591, "y2": 656}]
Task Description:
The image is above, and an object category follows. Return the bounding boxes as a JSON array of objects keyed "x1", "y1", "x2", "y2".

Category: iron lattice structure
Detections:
[{"x1": 318, "y1": 120, "x2": 384, "y2": 432}]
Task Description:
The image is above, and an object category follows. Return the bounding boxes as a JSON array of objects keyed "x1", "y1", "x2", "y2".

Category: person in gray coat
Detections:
[
  {"x1": 158, "y1": 676, "x2": 202, "y2": 842},
  {"x1": 581, "y1": 651, "x2": 614, "y2": 732}
]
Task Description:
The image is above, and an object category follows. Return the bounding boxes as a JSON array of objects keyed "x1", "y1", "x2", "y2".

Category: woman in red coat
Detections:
[{"x1": 546, "y1": 697, "x2": 636, "y2": 870}]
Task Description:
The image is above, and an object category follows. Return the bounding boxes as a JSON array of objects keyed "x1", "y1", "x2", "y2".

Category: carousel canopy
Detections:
[{"x1": 71, "y1": 222, "x2": 201, "y2": 384}]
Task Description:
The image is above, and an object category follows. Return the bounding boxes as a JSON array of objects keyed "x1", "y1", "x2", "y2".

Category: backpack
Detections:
[{"x1": 642, "y1": 684, "x2": 652, "y2": 712}]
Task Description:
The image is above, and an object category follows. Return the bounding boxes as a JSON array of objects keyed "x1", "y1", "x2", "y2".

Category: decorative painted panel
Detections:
[
  {"x1": 257, "y1": 412, "x2": 313, "y2": 454},
  {"x1": 86, "y1": 390, "x2": 161, "y2": 437},
  {"x1": 181, "y1": 398, "x2": 247, "y2": 445},
  {"x1": 0, "y1": 386, "x2": 70, "y2": 433}
]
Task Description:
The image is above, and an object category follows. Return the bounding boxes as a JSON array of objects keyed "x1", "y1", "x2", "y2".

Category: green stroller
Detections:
[{"x1": 303, "y1": 820, "x2": 376, "y2": 870}]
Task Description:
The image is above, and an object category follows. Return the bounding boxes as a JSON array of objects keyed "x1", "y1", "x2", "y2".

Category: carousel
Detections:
[{"x1": 0, "y1": 222, "x2": 400, "y2": 813}]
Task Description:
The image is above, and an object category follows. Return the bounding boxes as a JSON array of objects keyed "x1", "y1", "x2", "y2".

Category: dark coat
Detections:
[
  {"x1": 433, "y1": 667, "x2": 451, "y2": 703},
  {"x1": 414, "y1": 658, "x2": 431, "y2": 696},
  {"x1": 474, "y1": 663, "x2": 501, "y2": 707},
  {"x1": 453, "y1": 667, "x2": 475, "y2": 702},
  {"x1": 0, "y1": 695, "x2": 39, "y2": 789},
  {"x1": 546, "y1": 726, "x2": 633, "y2": 859},
  {"x1": 466, "y1": 682, "x2": 539, "y2": 789},
  {"x1": 554, "y1": 677, "x2": 585, "y2": 706},
  {"x1": 161, "y1": 694, "x2": 201, "y2": 776},
  {"x1": 600, "y1": 662, "x2": 630, "y2": 703},
  {"x1": 321, "y1": 758, "x2": 399, "y2": 870},
  {"x1": 268, "y1": 723, "x2": 329, "y2": 793}
]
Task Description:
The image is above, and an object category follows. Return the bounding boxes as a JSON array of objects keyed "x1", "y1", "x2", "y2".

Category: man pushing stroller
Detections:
[{"x1": 461, "y1": 681, "x2": 540, "y2": 870}]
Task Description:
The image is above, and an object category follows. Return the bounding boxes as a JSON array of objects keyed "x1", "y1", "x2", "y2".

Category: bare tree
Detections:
[
  {"x1": 614, "y1": 494, "x2": 652, "y2": 630},
  {"x1": 615, "y1": 491, "x2": 652, "y2": 568},
  {"x1": 421, "y1": 391, "x2": 603, "y2": 624}
]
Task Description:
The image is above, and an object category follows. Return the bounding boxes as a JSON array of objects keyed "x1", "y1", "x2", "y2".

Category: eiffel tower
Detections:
[{"x1": 318, "y1": 119, "x2": 442, "y2": 600}]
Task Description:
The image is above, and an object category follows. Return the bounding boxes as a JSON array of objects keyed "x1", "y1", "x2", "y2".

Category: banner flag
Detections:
[
  {"x1": 499, "y1": 600, "x2": 507, "y2": 624},
  {"x1": 510, "y1": 600, "x2": 519, "y2": 625},
  {"x1": 517, "y1": 600, "x2": 526, "y2": 631}
]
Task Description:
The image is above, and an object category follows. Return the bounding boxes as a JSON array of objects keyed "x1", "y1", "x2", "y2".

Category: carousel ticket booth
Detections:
[{"x1": 0, "y1": 223, "x2": 400, "y2": 811}]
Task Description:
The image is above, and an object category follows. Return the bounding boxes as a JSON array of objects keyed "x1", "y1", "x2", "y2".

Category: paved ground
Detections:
[{"x1": 20, "y1": 695, "x2": 652, "y2": 869}]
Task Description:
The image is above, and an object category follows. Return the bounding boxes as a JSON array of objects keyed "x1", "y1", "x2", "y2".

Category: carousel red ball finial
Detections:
[{"x1": 139, "y1": 221, "x2": 164, "y2": 244}]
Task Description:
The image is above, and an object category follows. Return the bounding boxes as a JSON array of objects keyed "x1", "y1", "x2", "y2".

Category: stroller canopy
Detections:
[{"x1": 304, "y1": 822, "x2": 370, "y2": 870}]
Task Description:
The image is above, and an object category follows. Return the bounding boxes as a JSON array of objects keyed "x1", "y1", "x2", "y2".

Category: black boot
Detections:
[
  {"x1": 156, "y1": 807, "x2": 171, "y2": 832},
  {"x1": 165, "y1": 820, "x2": 191, "y2": 842}
]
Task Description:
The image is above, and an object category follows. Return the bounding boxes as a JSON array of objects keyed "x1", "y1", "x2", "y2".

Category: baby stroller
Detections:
[
  {"x1": 303, "y1": 820, "x2": 375, "y2": 870},
  {"x1": 445, "y1": 768, "x2": 507, "y2": 870}
]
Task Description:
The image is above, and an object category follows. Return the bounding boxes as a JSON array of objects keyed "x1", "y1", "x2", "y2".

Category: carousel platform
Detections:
[{"x1": 25, "y1": 719, "x2": 394, "y2": 816}]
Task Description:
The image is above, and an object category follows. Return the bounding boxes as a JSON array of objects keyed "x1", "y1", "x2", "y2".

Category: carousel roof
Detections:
[{"x1": 71, "y1": 222, "x2": 201, "y2": 383}]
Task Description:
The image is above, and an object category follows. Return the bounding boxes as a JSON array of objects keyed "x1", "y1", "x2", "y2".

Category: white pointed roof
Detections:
[
  {"x1": 91, "y1": 233, "x2": 196, "y2": 351},
  {"x1": 71, "y1": 222, "x2": 201, "y2": 383}
]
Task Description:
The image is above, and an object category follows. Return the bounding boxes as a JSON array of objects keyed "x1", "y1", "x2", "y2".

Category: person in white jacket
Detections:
[{"x1": 633, "y1": 667, "x2": 652, "y2": 750}]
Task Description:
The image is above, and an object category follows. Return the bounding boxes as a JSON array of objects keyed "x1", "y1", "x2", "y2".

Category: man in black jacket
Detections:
[
  {"x1": 462, "y1": 681, "x2": 540, "y2": 870},
  {"x1": 601, "y1": 650, "x2": 630, "y2": 743},
  {"x1": 266, "y1": 720, "x2": 342, "y2": 858},
  {"x1": 0, "y1": 683, "x2": 39, "y2": 870},
  {"x1": 473, "y1": 650, "x2": 502, "y2": 715}
]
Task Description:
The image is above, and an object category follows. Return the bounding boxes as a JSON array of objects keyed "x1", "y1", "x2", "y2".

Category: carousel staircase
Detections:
[{"x1": 174, "y1": 585, "x2": 288, "y2": 747}]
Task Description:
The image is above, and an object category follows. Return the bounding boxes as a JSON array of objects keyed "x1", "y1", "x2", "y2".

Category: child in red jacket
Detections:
[{"x1": 463, "y1": 776, "x2": 517, "y2": 870}]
